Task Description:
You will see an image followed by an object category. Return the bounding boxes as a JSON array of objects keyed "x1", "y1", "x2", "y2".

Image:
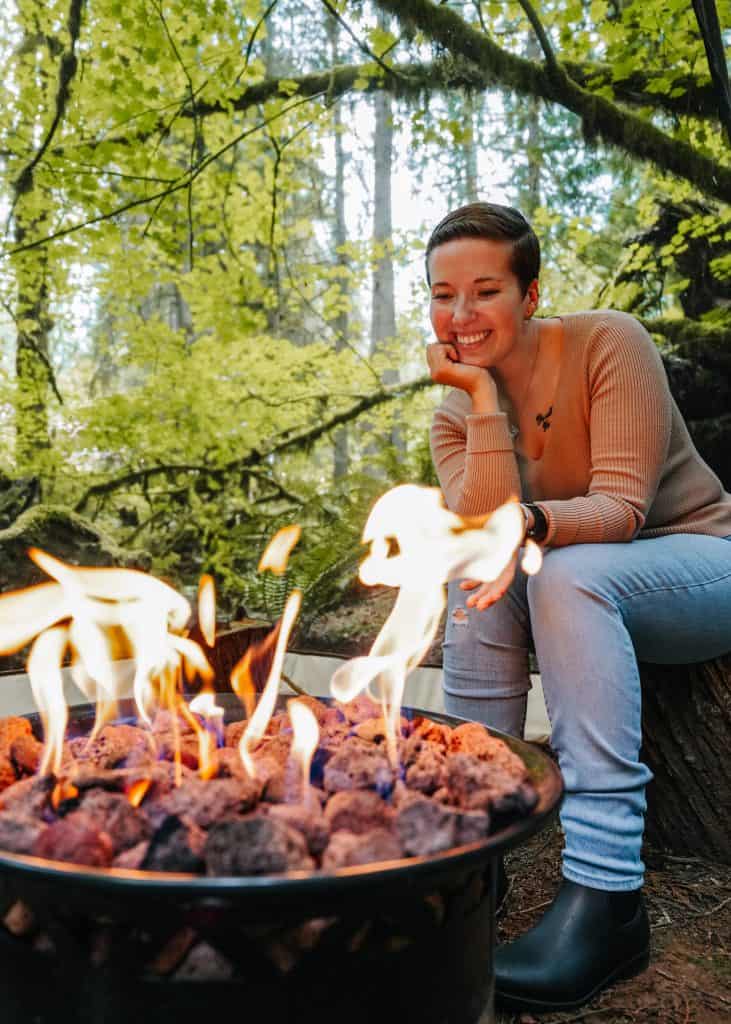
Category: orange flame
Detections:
[
  {"x1": 198, "y1": 574, "x2": 216, "y2": 647},
  {"x1": 51, "y1": 780, "x2": 79, "y2": 810},
  {"x1": 127, "y1": 778, "x2": 151, "y2": 808},
  {"x1": 239, "y1": 590, "x2": 302, "y2": 776},
  {"x1": 258, "y1": 525, "x2": 301, "y2": 575},
  {"x1": 288, "y1": 699, "x2": 319, "y2": 806},
  {"x1": 331, "y1": 487, "x2": 527, "y2": 766}
]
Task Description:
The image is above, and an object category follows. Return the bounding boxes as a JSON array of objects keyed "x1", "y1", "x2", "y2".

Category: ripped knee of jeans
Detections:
[{"x1": 450, "y1": 606, "x2": 469, "y2": 626}]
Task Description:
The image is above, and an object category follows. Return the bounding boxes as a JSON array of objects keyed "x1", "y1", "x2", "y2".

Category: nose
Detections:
[{"x1": 452, "y1": 294, "x2": 475, "y2": 326}]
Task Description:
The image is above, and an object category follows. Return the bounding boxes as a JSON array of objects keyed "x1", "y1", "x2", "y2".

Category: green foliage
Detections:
[{"x1": 0, "y1": 0, "x2": 728, "y2": 623}]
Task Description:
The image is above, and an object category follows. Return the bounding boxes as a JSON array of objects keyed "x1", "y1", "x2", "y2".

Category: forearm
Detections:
[{"x1": 431, "y1": 410, "x2": 521, "y2": 516}]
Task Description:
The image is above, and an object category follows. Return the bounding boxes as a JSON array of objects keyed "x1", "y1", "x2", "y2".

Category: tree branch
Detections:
[
  {"x1": 516, "y1": 0, "x2": 558, "y2": 74},
  {"x1": 51, "y1": 55, "x2": 720, "y2": 166},
  {"x1": 2, "y1": 91, "x2": 328, "y2": 259},
  {"x1": 73, "y1": 375, "x2": 434, "y2": 513},
  {"x1": 317, "y1": 0, "x2": 406, "y2": 81},
  {"x1": 372, "y1": 0, "x2": 731, "y2": 203}
]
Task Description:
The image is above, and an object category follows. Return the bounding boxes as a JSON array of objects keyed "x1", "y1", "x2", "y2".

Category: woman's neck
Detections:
[{"x1": 493, "y1": 319, "x2": 542, "y2": 407}]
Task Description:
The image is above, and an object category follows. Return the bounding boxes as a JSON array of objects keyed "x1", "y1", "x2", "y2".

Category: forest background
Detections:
[{"x1": 0, "y1": 0, "x2": 729, "y2": 643}]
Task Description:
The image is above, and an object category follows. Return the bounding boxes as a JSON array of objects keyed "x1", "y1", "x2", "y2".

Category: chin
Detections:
[{"x1": 456, "y1": 349, "x2": 491, "y2": 367}]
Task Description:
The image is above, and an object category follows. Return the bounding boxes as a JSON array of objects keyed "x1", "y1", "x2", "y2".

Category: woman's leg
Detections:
[
  {"x1": 442, "y1": 575, "x2": 532, "y2": 737},
  {"x1": 527, "y1": 533, "x2": 731, "y2": 891},
  {"x1": 496, "y1": 533, "x2": 731, "y2": 1011}
]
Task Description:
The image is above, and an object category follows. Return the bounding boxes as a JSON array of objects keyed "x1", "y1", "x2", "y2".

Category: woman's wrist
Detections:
[
  {"x1": 521, "y1": 502, "x2": 548, "y2": 543},
  {"x1": 469, "y1": 373, "x2": 499, "y2": 414}
]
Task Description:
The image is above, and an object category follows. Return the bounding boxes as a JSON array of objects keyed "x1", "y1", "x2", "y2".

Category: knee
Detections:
[{"x1": 527, "y1": 547, "x2": 615, "y2": 624}]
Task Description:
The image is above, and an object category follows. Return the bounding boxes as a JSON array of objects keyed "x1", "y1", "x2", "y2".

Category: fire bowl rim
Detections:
[{"x1": 0, "y1": 699, "x2": 563, "y2": 894}]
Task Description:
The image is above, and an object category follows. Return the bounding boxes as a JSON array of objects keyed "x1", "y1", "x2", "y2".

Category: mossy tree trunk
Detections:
[{"x1": 640, "y1": 655, "x2": 731, "y2": 864}]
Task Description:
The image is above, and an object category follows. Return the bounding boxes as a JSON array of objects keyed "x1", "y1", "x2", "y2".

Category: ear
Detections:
[{"x1": 524, "y1": 279, "x2": 539, "y2": 318}]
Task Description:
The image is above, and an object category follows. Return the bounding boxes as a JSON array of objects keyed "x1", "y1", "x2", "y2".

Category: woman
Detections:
[{"x1": 426, "y1": 202, "x2": 731, "y2": 1014}]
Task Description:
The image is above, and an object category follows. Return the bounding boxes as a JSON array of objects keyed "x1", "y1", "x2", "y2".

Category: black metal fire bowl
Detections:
[{"x1": 0, "y1": 697, "x2": 563, "y2": 1024}]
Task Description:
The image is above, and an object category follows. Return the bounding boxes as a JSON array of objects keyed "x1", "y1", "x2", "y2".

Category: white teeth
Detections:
[{"x1": 455, "y1": 331, "x2": 490, "y2": 346}]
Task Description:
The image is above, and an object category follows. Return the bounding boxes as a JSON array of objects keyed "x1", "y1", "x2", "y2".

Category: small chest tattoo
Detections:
[{"x1": 536, "y1": 405, "x2": 554, "y2": 431}]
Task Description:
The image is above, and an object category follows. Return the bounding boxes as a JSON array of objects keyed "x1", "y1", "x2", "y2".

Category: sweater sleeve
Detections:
[
  {"x1": 539, "y1": 313, "x2": 672, "y2": 546},
  {"x1": 430, "y1": 398, "x2": 522, "y2": 516}
]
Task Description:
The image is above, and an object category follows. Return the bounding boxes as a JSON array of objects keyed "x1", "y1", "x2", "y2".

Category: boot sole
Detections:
[{"x1": 495, "y1": 946, "x2": 650, "y2": 1014}]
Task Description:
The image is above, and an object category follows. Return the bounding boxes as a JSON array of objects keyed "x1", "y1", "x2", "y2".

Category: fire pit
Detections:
[
  {"x1": 0, "y1": 696, "x2": 562, "y2": 1024},
  {"x1": 0, "y1": 485, "x2": 560, "y2": 1023}
]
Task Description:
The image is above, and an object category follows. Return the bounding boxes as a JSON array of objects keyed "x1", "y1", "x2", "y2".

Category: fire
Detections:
[
  {"x1": 288, "y1": 699, "x2": 319, "y2": 806},
  {"x1": 239, "y1": 589, "x2": 302, "y2": 776},
  {"x1": 27, "y1": 626, "x2": 70, "y2": 777},
  {"x1": 188, "y1": 689, "x2": 225, "y2": 780},
  {"x1": 521, "y1": 538, "x2": 543, "y2": 576},
  {"x1": 0, "y1": 488, "x2": 543, "y2": 800},
  {"x1": 127, "y1": 778, "x2": 151, "y2": 808},
  {"x1": 258, "y1": 525, "x2": 301, "y2": 574},
  {"x1": 198, "y1": 574, "x2": 216, "y2": 647},
  {"x1": 331, "y1": 487, "x2": 528, "y2": 765},
  {"x1": 50, "y1": 779, "x2": 79, "y2": 810}
]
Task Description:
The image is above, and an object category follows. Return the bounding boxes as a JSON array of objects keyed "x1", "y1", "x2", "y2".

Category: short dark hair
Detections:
[{"x1": 425, "y1": 202, "x2": 540, "y2": 296}]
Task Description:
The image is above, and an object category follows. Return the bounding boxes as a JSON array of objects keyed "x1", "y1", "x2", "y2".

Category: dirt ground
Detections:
[{"x1": 303, "y1": 591, "x2": 731, "y2": 1024}]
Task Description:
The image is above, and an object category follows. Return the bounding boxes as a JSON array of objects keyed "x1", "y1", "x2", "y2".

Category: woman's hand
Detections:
[
  {"x1": 426, "y1": 341, "x2": 498, "y2": 408},
  {"x1": 460, "y1": 554, "x2": 518, "y2": 611}
]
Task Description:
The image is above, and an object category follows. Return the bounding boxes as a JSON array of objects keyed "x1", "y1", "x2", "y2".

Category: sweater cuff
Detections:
[{"x1": 465, "y1": 413, "x2": 514, "y2": 453}]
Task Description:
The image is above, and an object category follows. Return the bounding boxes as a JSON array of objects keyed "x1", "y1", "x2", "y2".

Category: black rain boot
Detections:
[{"x1": 495, "y1": 878, "x2": 650, "y2": 1013}]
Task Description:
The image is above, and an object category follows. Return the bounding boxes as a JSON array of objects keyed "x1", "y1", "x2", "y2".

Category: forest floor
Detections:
[{"x1": 301, "y1": 589, "x2": 731, "y2": 1024}]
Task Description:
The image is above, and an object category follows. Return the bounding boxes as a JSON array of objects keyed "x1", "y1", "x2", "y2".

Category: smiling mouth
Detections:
[{"x1": 454, "y1": 330, "x2": 491, "y2": 347}]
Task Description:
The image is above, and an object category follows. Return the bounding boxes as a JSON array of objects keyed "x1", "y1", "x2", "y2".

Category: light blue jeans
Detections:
[{"x1": 443, "y1": 534, "x2": 731, "y2": 891}]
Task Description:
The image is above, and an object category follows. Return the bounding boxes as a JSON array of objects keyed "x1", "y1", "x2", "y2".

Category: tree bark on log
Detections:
[{"x1": 640, "y1": 654, "x2": 731, "y2": 864}]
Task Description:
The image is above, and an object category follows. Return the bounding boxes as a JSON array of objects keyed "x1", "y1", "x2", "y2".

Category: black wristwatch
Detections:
[{"x1": 522, "y1": 502, "x2": 548, "y2": 544}]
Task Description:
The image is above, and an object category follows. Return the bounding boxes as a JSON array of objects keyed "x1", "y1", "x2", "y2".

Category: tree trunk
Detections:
[
  {"x1": 371, "y1": 86, "x2": 396, "y2": 373},
  {"x1": 328, "y1": 13, "x2": 349, "y2": 481},
  {"x1": 13, "y1": 215, "x2": 52, "y2": 472},
  {"x1": 369, "y1": 29, "x2": 401, "y2": 462},
  {"x1": 640, "y1": 654, "x2": 731, "y2": 863}
]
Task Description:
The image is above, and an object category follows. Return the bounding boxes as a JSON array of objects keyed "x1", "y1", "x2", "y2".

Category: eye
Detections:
[
  {"x1": 431, "y1": 292, "x2": 452, "y2": 301},
  {"x1": 477, "y1": 289, "x2": 498, "y2": 298}
]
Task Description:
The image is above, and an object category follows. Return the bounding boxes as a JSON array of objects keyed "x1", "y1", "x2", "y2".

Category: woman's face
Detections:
[{"x1": 428, "y1": 237, "x2": 538, "y2": 369}]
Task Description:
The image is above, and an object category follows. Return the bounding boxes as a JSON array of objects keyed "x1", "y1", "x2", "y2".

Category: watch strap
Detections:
[{"x1": 524, "y1": 502, "x2": 548, "y2": 543}]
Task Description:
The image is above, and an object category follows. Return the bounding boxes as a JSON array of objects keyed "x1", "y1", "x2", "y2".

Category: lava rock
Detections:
[
  {"x1": 321, "y1": 827, "x2": 403, "y2": 870},
  {"x1": 32, "y1": 811, "x2": 113, "y2": 867},
  {"x1": 205, "y1": 815, "x2": 313, "y2": 875},
  {"x1": 324, "y1": 789, "x2": 392, "y2": 835},
  {"x1": 394, "y1": 794, "x2": 456, "y2": 856},
  {"x1": 142, "y1": 814, "x2": 205, "y2": 872},
  {"x1": 79, "y1": 789, "x2": 152, "y2": 854},
  {"x1": 322, "y1": 737, "x2": 393, "y2": 794},
  {"x1": 0, "y1": 813, "x2": 46, "y2": 854}
]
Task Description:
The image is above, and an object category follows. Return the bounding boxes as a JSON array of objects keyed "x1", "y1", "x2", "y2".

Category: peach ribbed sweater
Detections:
[{"x1": 430, "y1": 310, "x2": 731, "y2": 547}]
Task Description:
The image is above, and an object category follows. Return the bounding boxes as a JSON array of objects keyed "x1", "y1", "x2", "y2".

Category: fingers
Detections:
[
  {"x1": 459, "y1": 579, "x2": 481, "y2": 590},
  {"x1": 466, "y1": 583, "x2": 503, "y2": 610}
]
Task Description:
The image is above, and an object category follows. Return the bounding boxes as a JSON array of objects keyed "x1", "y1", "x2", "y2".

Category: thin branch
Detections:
[
  {"x1": 318, "y1": 0, "x2": 406, "y2": 81},
  {"x1": 516, "y1": 0, "x2": 558, "y2": 74},
  {"x1": 233, "y1": 0, "x2": 280, "y2": 87}
]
